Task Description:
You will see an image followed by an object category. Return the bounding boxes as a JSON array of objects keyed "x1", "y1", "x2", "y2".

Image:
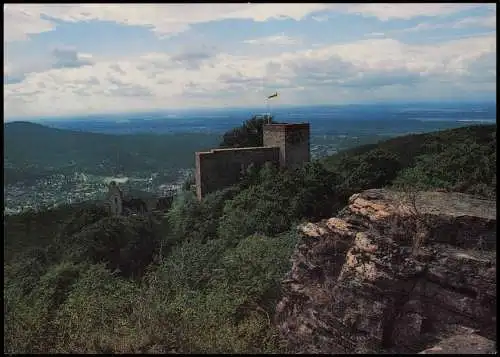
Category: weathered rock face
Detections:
[
  {"x1": 276, "y1": 189, "x2": 496, "y2": 354},
  {"x1": 419, "y1": 333, "x2": 496, "y2": 354}
]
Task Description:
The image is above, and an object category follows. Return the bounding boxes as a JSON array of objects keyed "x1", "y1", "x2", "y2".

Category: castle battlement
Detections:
[
  {"x1": 262, "y1": 122, "x2": 310, "y2": 130},
  {"x1": 195, "y1": 122, "x2": 310, "y2": 200},
  {"x1": 199, "y1": 146, "x2": 280, "y2": 154}
]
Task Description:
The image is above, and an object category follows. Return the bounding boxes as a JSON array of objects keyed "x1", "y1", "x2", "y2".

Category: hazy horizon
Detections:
[
  {"x1": 4, "y1": 4, "x2": 496, "y2": 118},
  {"x1": 4, "y1": 99, "x2": 497, "y2": 123}
]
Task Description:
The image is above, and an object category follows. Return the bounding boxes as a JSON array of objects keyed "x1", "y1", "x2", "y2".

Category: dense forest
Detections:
[
  {"x1": 4, "y1": 122, "x2": 220, "y2": 185},
  {"x1": 4, "y1": 120, "x2": 496, "y2": 353}
]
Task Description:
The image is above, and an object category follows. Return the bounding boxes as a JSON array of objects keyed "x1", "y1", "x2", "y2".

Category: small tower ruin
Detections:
[{"x1": 107, "y1": 181, "x2": 123, "y2": 216}]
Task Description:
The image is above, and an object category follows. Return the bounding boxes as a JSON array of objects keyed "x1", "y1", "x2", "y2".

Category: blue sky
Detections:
[{"x1": 4, "y1": 3, "x2": 496, "y2": 118}]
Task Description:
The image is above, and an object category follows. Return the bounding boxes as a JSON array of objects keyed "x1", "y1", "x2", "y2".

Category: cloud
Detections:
[
  {"x1": 453, "y1": 15, "x2": 496, "y2": 29},
  {"x1": 340, "y1": 71, "x2": 422, "y2": 88},
  {"x1": 170, "y1": 49, "x2": 215, "y2": 70},
  {"x1": 4, "y1": 4, "x2": 491, "y2": 42},
  {"x1": 109, "y1": 64, "x2": 127, "y2": 75},
  {"x1": 4, "y1": 33, "x2": 495, "y2": 118},
  {"x1": 4, "y1": 47, "x2": 94, "y2": 86},
  {"x1": 243, "y1": 33, "x2": 301, "y2": 46},
  {"x1": 343, "y1": 3, "x2": 490, "y2": 21},
  {"x1": 3, "y1": 4, "x2": 334, "y2": 42},
  {"x1": 4, "y1": 75, "x2": 26, "y2": 85},
  {"x1": 364, "y1": 32, "x2": 386, "y2": 38},
  {"x1": 400, "y1": 14, "x2": 497, "y2": 34},
  {"x1": 4, "y1": 4, "x2": 56, "y2": 42},
  {"x1": 108, "y1": 84, "x2": 153, "y2": 98},
  {"x1": 311, "y1": 14, "x2": 330, "y2": 22},
  {"x1": 3, "y1": 63, "x2": 24, "y2": 84},
  {"x1": 52, "y1": 47, "x2": 94, "y2": 69},
  {"x1": 463, "y1": 52, "x2": 496, "y2": 83}
]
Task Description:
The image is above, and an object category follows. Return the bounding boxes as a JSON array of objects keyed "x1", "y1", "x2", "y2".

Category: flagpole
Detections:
[
  {"x1": 268, "y1": 99, "x2": 272, "y2": 123},
  {"x1": 265, "y1": 92, "x2": 277, "y2": 123}
]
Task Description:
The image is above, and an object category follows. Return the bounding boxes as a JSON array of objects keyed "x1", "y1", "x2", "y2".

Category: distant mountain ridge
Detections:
[
  {"x1": 8, "y1": 101, "x2": 495, "y2": 136},
  {"x1": 4, "y1": 121, "x2": 221, "y2": 185}
]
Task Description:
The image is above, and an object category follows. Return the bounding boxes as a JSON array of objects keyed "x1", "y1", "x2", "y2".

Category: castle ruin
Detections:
[
  {"x1": 195, "y1": 122, "x2": 310, "y2": 200},
  {"x1": 108, "y1": 181, "x2": 124, "y2": 216},
  {"x1": 106, "y1": 181, "x2": 173, "y2": 217}
]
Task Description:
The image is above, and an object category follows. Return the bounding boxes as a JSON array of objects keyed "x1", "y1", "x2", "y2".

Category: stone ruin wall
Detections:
[
  {"x1": 108, "y1": 182, "x2": 123, "y2": 216},
  {"x1": 263, "y1": 123, "x2": 310, "y2": 169},
  {"x1": 195, "y1": 123, "x2": 310, "y2": 200},
  {"x1": 195, "y1": 146, "x2": 280, "y2": 200}
]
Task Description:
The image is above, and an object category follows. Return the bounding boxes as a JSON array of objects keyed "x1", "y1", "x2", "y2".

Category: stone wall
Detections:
[
  {"x1": 195, "y1": 122, "x2": 310, "y2": 200},
  {"x1": 195, "y1": 146, "x2": 280, "y2": 200},
  {"x1": 263, "y1": 123, "x2": 310, "y2": 169},
  {"x1": 107, "y1": 182, "x2": 123, "y2": 216}
]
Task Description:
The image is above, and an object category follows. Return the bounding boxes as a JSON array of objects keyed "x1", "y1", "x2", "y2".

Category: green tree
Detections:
[{"x1": 219, "y1": 115, "x2": 277, "y2": 148}]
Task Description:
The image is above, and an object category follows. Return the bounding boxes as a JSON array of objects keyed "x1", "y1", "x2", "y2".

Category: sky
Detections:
[{"x1": 3, "y1": 3, "x2": 497, "y2": 119}]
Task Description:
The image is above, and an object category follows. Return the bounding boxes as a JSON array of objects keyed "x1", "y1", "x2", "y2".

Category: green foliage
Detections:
[
  {"x1": 140, "y1": 230, "x2": 299, "y2": 353},
  {"x1": 4, "y1": 202, "x2": 104, "y2": 262},
  {"x1": 391, "y1": 125, "x2": 496, "y2": 197},
  {"x1": 4, "y1": 122, "x2": 496, "y2": 353},
  {"x1": 213, "y1": 232, "x2": 299, "y2": 313},
  {"x1": 165, "y1": 190, "x2": 203, "y2": 242},
  {"x1": 5, "y1": 261, "x2": 84, "y2": 353},
  {"x1": 166, "y1": 188, "x2": 239, "y2": 245},
  {"x1": 181, "y1": 172, "x2": 196, "y2": 192},
  {"x1": 219, "y1": 161, "x2": 343, "y2": 245},
  {"x1": 219, "y1": 115, "x2": 277, "y2": 148},
  {"x1": 52, "y1": 264, "x2": 141, "y2": 353},
  {"x1": 337, "y1": 148, "x2": 402, "y2": 193},
  {"x1": 324, "y1": 124, "x2": 496, "y2": 199},
  {"x1": 5, "y1": 247, "x2": 55, "y2": 296},
  {"x1": 58, "y1": 204, "x2": 109, "y2": 238},
  {"x1": 60, "y1": 216, "x2": 157, "y2": 278},
  {"x1": 218, "y1": 185, "x2": 292, "y2": 243},
  {"x1": 4, "y1": 121, "x2": 220, "y2": 183},
  {"x1": 292, "y1": 161, "x2": 345, "y2": 219}
]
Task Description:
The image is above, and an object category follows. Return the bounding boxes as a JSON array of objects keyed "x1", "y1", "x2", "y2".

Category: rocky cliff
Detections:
[{"x1": 276, "y1": 189, "x2": 496, "y2": 354}]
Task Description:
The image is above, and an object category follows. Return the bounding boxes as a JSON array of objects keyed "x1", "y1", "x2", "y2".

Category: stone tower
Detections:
[
  {"x1": 263, "y1": 123, "x2": 310, "y2": 169},
  {"x1": 107, "y1": 181, "x2": 123, "y2": 216},
  {"x1": 194, "y1": 122, "x2": 311, "y2": 200}
]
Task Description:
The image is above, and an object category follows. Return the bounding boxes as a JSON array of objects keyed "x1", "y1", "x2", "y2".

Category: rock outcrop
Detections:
[
  {"x1": 276, "y1": 189, "x2": 496, "y2": 354},
  {"x1": 419, "y1": 333, "x2": 496, "y2": 354}
]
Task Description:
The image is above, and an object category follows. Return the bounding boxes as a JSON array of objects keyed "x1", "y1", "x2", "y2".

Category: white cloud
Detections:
[
  {"x1": 344, "y1": 3, "x2": 488, "y2": 21},
  {"x1": 4, "y1": 47, "x2": 94, "y2": 84},
  {"x1": 399, "y1": 14, "x2": 497, "y2": 34},
  {"x1": 243, "y1": 33, "x2": 301, "y2": 46},
  {"x1": 4, "y1": 3, "x2": 491, "y2": 42},
  {"x1": 453, "y1": 15, "x2": 496, "y2": 29},
  {"x1": 400, "y1": 23, "x2": 445, "y2": 33},
  {"x1": 4, "y1": 4, "x2": 334, "y2": 42},
  {"x1": 4, "y1": 4, "x2": 57, "y2": 42},
  {"x1": 52, "y1": 47, "x2": 94, "y2": 69},
  {"x1": 364, "y1": 32, "x2": 386, "y2": 38},
  {"x1": 311, "y1": 15, "x2": 330, "y2": 22},
  {"x1": 4, "y1": 33, "x2": 495, "y2": 118}
]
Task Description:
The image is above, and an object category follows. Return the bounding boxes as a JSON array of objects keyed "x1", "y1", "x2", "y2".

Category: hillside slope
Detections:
[
  {"x1": 4, "y1": 123, "x2": 496, "y2": 353},
  {"x1": 4, "y1": 121, "x2": 220, "y2": 184},
  {"x1": 322, "y1": 124, "x2": 496, "y2": 199}
]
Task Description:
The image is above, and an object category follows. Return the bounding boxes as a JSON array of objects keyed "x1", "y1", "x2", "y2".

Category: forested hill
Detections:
[
  {"x1": 4, "y1": 121, "x2": 496, "y2": 354},
  {"x1": 4, "y1": 121, "x2": 220, "y2": 184},
  {"x1": 322, "y1": 123, "x2": 496, "y2": 198}
]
